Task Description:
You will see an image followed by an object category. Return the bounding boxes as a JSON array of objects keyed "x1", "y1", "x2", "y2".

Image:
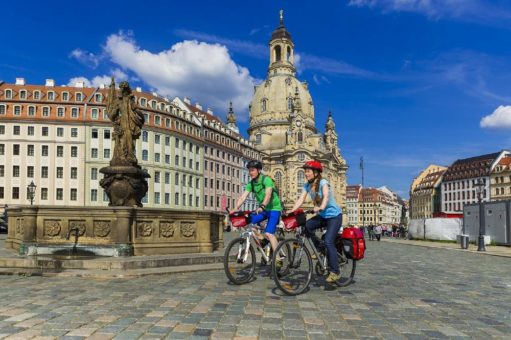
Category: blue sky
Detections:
[{"x1": 3, "y1": 0, "x2": 511, "y2": 198}]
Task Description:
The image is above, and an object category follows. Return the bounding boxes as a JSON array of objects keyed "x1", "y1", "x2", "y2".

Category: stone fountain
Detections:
[{"x1": 5, "y1": 79, "x2": 223, "y2": 257}]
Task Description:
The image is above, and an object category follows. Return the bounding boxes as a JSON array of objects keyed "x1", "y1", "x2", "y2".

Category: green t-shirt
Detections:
[{"x1": 245, "y1": 175, "x2": 282, "y2": 211}]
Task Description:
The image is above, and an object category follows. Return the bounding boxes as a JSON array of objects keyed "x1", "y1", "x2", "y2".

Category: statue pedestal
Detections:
[{"x1": 100, "y1": 165, "x2": 150, "y2": 207}]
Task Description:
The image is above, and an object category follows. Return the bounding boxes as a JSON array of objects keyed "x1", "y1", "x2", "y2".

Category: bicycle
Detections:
[
  {"x1": 223, "y1": 210, "x2": 289, "y2": 285},
  {"x1": 272, "y1": 210, "x2": 362, "y2": 296}
]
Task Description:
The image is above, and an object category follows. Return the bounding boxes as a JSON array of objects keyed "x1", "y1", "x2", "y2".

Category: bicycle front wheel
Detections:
[
  {"x1": 337, "y1": 251, "x2": 356, "y2": 287},
  {"x1": 224, "y1": 237, "x2": 256, "y2": 285},
  {"x1": 272, "y1": 238, "x2": 312, "y2": 296}
]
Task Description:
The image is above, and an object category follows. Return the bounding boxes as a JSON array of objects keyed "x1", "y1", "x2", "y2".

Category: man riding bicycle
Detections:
[
  {"x1": 233, "y1": 160, "x2": 283, "y2": 266},
  {"x1": 287, "y1": 160, "x2": 343, "y2": 283}
]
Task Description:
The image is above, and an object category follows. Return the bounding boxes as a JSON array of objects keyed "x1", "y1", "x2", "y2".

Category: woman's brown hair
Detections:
[{"x1": 310, "y1": 172, "x2": 323, "y2": 206}]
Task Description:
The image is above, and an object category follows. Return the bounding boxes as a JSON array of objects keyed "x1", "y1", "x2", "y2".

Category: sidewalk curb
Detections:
[{"x1": 381, "y1": 239, "x2": 511, "y2": 258}]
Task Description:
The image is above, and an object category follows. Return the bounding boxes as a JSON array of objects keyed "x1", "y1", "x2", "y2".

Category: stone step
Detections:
[
  {"x1": 0, "y1": 267, "x2": 44, "y2": 276},
  {"x1": 44, "y1": 262, "x2": 225, "y2": 278},
  {"x1": 0, "y1": 252, "x2": 226, "y2": 270}
]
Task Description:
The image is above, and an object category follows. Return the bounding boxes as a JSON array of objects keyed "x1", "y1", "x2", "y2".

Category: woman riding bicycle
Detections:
[
  {"x1": 233, "y1": 160, "x2": 283, "y2": 265},
  {"x1": 287, "y1": 160, "x2": 343, "y2": 283}
]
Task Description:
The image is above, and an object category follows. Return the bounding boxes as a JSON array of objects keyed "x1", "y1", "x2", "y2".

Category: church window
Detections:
[
  {"x1": 274, "y1": 45, "x2": 281, "y2": 62},
  {"x1": 287, "y1": 98, "x2": 293, "y2": 111},
  {"x1": 287, "y1": 47, "x2": 291, "y2": 61},
  {"x1": 256, "y1": 134, "x2": 262, "y2": 144},
  {"x1": 297, "y1": 131, "x2": 303, "y2": 143},
  {"x1": 297, "y1": 170, "x2": 305, "y2": 194},
  {"x1": 297, "y1": 153, "x2": 305, "y2": 161},
  {"x1": 261, "y1": 99, "x2": 267, "y2": 112},
  {"x1": 274, "y1": 172, "x2": 282, "y2": 190}
]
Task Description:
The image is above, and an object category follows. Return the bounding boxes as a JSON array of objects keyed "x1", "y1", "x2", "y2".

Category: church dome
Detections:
[{"x1": 249, "y1": 74, "x2": 314, "y2": 124}]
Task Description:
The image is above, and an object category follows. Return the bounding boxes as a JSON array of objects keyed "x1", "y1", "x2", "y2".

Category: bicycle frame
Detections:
[{"x1": 237, "y1": 224, "x2": 272, "y2": 263}]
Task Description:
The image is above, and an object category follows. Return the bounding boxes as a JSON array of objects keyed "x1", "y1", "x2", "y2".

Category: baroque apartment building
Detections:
[
  {"x1": 346, "y1": 185, "x2": 403, "y2": 227},
  {"x1": 409, "y1": 164, "x2": 447, "y2": 219},
  {"x1": 346, "y1": 185, "x2": 361, "y2": 226},
  {"x1": 175, "y1": 98, "x2": 261, "y2": 212},
  {"x1": 0, "y1": 78, "x2": 262, "y2": 213},
  {"x1": 441, "y1": 151, "x2": 510, "y2": 214},
  {"x1": 490, "y1": 155, "x2": 511, "y2": 201}
]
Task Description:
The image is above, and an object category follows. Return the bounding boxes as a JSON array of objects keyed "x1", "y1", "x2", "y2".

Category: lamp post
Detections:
[
  {"x1": 27, "y1": 181, "x2": 36, "y2": 206},
  {"x1": 473, "y1": 178, "x2": 485, "y2": 251}
]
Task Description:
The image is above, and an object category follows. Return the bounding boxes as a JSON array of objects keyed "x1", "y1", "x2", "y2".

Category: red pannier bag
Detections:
[
  {"x1": 282, "y1": 209, "x2": 307, "y2": 231},
  {"x1": 338, "y1": 227, "x2": 366, "y2": 260},
  {"x1": 229, "y1": 211, "x2": 250, "y2": 228}
]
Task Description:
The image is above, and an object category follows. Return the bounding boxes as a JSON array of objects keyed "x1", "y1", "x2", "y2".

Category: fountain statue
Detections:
[{"x1": 100, "y1": 78, "x2": 150, "y2": 207}]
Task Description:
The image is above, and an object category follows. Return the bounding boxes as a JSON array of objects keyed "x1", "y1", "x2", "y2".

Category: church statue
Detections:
[
  {"x1": 106, "y1": 79, "x2": 145, "y2": 166},
  {"x1": 100, "y1": 79, "x2": 150, "y2": 207}
]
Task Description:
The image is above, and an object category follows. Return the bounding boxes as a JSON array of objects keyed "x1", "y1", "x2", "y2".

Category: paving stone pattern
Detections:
[{"x1": 0, "y1": 242, "x2": 510, "y2": 339}]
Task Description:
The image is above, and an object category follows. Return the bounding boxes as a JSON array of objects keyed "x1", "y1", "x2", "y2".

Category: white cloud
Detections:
[
  {"x1": 348, "y1": 0, "x2": 511, "y2": 25},
  {"x1": 69, "y1": 48, "x2": 103, "y2": 68},
  {"x1": 174, "y1": 29, "x2": 375, "y2": 78},
  {"x1": 480, "y1": 105, "x2": 511, "y2": 129},
  {"x1": 68, "y1": 69, "x2": 128, "y2": 88},
  {"x1": 102, "y1": 32, "x2": 256, "y2": 121}
]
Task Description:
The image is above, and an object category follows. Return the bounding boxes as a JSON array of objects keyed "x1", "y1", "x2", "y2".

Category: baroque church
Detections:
[{"x1": 246, "y1": 12, "x2": 348, "y2": 214}]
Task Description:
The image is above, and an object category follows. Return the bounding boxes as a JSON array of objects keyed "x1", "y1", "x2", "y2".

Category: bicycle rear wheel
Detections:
[
  {"x1": 336, "y1": 251, "x2": 356, "y2": 287},
  {"x1": 272, "y1": 238, "x2": 312, "y2": 296},
  {"x1": 224, "y1": 237, "x2": 256, "y2": 284}
]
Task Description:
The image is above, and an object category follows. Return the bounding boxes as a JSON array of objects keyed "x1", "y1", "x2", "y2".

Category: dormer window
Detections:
[
  {"x1": 62, "y1": 92, "x2": 69, "y2": 101},
  {"x1": 4, "y1": 89, "x2": 12, "y2": 99},
  {"x1": 28, "y1": 106, "x2": 35, "y2": 116},
  {"x1": 91, "y1": 108, "x2": 98, "y2": 119},
  {"x1": 19, "y1": 90, "x2": 27, "y2": 99},
  {"x1": 160, "y1": 103, "x2": 165, "y2": 111},
  {"x1": 57, "y1": 107, "x2": 65, "y2": 118},
  {"x1": 140, "y1": 98, "x2": 147, "y2": 107},
  {"x1": 94, "y1": 93, "x2": 102, "y2": 102},
  {"x1": 47, "y1": 91, "x2": 55, "y2": 101},
  {"x1": 151, "y1": 100, "x2": 156, "y2": 109},
  {"x1": 75, "y1": 92, "x2": 83, "y2": 102},
  {"x1": 33, "y1": 91, "x2": 40, "y2": 100},
  {"x1": 42, "y1": 106, "x2": 50, "y2": 117},
  {"x1": 71, "y1": 107, "x2": 79, "y2": 118},
  {"x1": 14, "y1": 105, "x2": 21, "y2": 116}
]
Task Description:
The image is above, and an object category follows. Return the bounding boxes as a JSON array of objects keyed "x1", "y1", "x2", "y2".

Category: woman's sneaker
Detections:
[{"x1": 326, "y1": 272, "x2": 341, "y2": 283}]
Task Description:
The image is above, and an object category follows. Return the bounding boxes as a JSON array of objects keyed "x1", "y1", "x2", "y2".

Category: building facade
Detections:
[
  {"x1": 346, "y1": 185, "x2": 361, "y2": 226},
  {"x1": 0, "y1": 79, "x2": 266, "y2": 214},
  {"x1": 409, "y1": 164, "x2": 447, "y2": 219},
  {"x1": 441, "y1": 151, "x2": 510, "y2": 214},
  {"x1": 247, "y1": 14, "x2": 348, "y2": 213},
  {"x1": 490, "y1": 155, "x2": 511, "y2": 201}
]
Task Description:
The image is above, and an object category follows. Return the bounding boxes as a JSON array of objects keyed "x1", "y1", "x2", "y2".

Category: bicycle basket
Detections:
[
  {"x1": 282, "y1": 209, "x2": 307, "y2": 231},
  {"x1": 229, "y1": 211, "x2": 250, "y2": 228}
]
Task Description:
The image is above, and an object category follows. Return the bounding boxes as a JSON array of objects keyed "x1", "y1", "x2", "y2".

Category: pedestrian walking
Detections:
[{"x1": 374, "y1": 225, "x2": 382, "y2": 241}]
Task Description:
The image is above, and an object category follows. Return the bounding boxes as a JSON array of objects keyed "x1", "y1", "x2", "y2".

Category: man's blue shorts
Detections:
[{"x1": 249, "y1": 210, "x2": 281, "y2": 234}]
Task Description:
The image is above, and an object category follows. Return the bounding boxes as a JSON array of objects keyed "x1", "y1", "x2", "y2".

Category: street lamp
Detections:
[
  {"x1": 473, "y1": 178, "x2": 485, "y2": 251},
  {"x1": 27, "y1": 181, "x2": 36, "y2": 206}
]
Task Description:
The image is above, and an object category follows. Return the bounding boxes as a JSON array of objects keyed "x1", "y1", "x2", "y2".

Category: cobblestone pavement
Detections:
[{"x1": 0, "y1": 242, "x2": 510, "y2": 339}]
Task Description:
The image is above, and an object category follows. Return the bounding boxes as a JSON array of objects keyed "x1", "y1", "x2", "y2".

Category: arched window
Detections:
[
  {"x1": 274, "y1": 172, "x2": 282, "y2": 190},
  {"x1": 261, "y1": 99, "x2": 267, "y2": 112},
  {"x1": 287, "y1": 47, "x2": 291, "y2": 61},
  {"x1": 274, "y1": 45, "x2": 281, "y2": 62},
  {"x1": 142, "y1": 131, "x2": 148, "y2": 142},
  {"x1": 287, "y1": 98, "x2": 293, "y2": 111},
  {"x1": 297, "y1": 131, "x2": 303, "y2": 143},
  {"x1": 256, "y1": 134, "x2": 262, "y2": 144},
  {"x1": 297, "y1": 170, "x2": 305, "y2": 194}
]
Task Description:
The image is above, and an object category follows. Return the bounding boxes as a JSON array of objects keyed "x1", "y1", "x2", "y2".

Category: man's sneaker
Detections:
[{"x1": 326, "y1": 272, "x2": 341, "y2": 283}]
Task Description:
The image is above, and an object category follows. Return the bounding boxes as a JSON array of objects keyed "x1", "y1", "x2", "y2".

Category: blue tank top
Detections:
[{"x1": 304, "y1": 179, "x2": 342, "y2": 218}]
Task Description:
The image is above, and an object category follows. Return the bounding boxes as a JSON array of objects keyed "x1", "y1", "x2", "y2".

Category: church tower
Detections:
[{"x1": 248, "y1": 11, "x2": 348, "y2": 215}]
